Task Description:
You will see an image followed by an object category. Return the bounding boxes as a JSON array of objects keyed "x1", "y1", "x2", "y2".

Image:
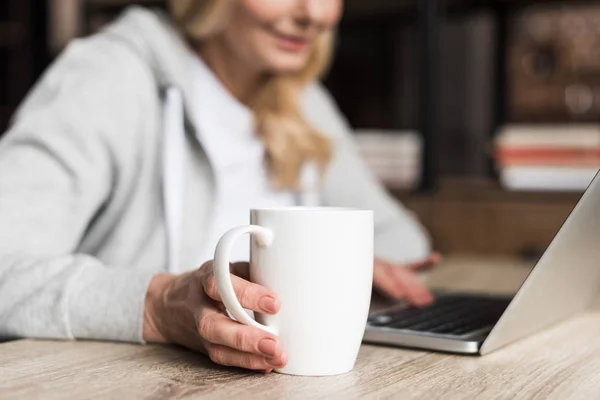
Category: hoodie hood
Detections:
[
  {"x1": 103, "y1": 7, "x2": 212, "y2": 273},
  {"x1": 103, "y1": 6, "x2": 200, "y2": 132}
]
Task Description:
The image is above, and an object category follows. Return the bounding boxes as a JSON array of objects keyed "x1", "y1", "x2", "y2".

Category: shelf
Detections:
[
  {"x1": 85, "y1": 0, "x2": 164, "y2": 7},
  {"x1": 448, "y1": 0, "x2": 600, "y2": 9},
  {"x1": 391, "y1": 178, "x2": 583, "y2": 204},
  {"x1": 390, "y1": 178, "x2": 581, "y2": 255},
  {"x1": 342, "y1": 0, "x2": 600, "y2": 23}
]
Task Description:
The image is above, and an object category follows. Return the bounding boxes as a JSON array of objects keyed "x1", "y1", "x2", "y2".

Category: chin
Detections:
[{"x1": 265, "y1": 54, "x2": 310, "y2": 75}]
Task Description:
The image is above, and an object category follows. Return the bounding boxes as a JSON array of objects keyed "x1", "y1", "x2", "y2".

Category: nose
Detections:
[{"x1": 296, "y1": 0, "x2": 333, "y2": 27}]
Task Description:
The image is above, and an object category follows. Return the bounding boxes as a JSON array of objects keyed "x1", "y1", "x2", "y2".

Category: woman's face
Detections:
[{"x1": 223, "y1": 0, "x2": 343, "y2": 74}]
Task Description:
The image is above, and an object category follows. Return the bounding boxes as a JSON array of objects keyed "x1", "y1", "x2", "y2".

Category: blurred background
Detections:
[{"x1": 2, "y1": 0, "x2": 599, "y2": 259}]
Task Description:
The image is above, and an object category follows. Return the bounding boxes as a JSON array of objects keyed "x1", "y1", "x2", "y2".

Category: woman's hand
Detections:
[
  {"x1": 143, "y1": 261, "x2": 287, "y2": 373},
  {"x1": 373, "y1": 253, "x2": 441, "y2": 306}
]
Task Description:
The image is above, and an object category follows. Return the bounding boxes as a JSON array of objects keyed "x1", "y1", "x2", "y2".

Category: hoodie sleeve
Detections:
[
  {"x1": 303, "y1": 84, "x2": 432, "y2": 265},
  {"x1": 0, "y1": 36, "x2": 157, "y2": 342}
]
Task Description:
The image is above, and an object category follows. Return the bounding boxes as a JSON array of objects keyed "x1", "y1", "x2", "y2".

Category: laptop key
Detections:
[{"x1": 368, "y1": 294, "x2": 510, "y2": 336}]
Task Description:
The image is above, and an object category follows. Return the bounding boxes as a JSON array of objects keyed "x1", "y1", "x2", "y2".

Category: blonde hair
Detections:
[{"x1": 169, "y1": 0, "x2": 334, "y2": 188}]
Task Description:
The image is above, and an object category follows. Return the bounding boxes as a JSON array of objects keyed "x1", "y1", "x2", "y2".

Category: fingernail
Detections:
[
  {"x1": 259, "y1": 296, "x2": 278, "y2": 313},
  {"x1": 258, "y1": 338, "x2": 278, "y2": 357},
  {"x1": 266, "y1": 353, "x2": 287, "y2": 367},
  {"x1": 418, "y1": 296, "x2": 434, "y2": 307}
]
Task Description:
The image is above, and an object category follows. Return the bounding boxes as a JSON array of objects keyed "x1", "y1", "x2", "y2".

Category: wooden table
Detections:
[{"x1": 2, "y1": 257, "x2": 600, "y2": 399}]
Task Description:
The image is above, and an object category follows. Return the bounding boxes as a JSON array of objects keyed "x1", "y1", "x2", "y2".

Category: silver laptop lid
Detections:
[{"x1": 481, "y1": 170, "x2": 600, "y2": 354}]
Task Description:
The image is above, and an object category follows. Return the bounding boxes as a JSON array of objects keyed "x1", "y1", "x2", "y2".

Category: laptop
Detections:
[{"x1": 363, "y1": 171, "x2": 600, "y2": 355}]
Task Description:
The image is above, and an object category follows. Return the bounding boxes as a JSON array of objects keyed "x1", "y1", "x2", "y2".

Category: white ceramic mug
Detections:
[{"x1": 213, "y1": 207, "x2": 374, "y2": 376}]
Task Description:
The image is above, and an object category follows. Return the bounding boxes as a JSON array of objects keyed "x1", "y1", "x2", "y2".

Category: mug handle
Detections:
[{"x1": 213, "y1": 225, "x2": 277, "y2": 335}]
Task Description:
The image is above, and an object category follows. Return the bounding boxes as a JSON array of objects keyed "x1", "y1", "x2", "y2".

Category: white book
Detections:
[
  {"x1": 352, "y1": 130, "x2": 422, "y2": 189},
  {"x1": 495, "y1": 124, "x2": 600, "y2": 149},
  {"x1": 500, "y1": 166, "x2": 599, "y2": 192},
  {"x1": 354, "y1": 130, "x2": 422, "y2": 152}
]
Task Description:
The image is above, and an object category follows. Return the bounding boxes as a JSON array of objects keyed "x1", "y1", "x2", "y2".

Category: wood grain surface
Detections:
[{"x1": 1, "y1": 256, "x2": 599, "y2": 399}]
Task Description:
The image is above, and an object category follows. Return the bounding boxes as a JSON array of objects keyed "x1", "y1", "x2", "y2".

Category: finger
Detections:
[
  {"x1": 198, "y1": 261, "x2": 250, "y2": 280},
  {"x1": 408, "y1": 253, "x2": 441, "y2": 271},
  {"x1": 392, "y1": 267, "x2": 433, "y2": 306},
  {"x1": 202, "y1": 273, "x2": 280, "y2": 314},
  {"x1": 197, "y1": 312, "x2": 284, "y2": 357},
  {"x1": 373, "y1": 263, "x2": 406, "y2": 299},
  {"x1": 206, "y1": 344, "x2": 288, "y2": 371},
  {"x1": 412, "y1": 253, "x2": 442, "y2": 270}
]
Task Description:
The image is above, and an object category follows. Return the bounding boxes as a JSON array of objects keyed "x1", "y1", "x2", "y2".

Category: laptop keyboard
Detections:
[{"x1": 368, "y1": 294, "x2": 510, "y2": 337}]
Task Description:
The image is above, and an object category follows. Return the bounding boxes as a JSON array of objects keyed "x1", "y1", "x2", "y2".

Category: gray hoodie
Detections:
[{"x1": 0, "y1": 7, "x2": 430, "y2": 343}]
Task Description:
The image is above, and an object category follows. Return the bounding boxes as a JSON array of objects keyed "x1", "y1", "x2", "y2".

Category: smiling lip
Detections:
[{"x1": 273, "y1": 32, "x2": 310, "y2": 52}]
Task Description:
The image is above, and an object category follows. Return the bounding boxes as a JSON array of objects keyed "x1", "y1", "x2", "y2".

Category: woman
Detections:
[{"x1": 0, "y1": 0, "x2": 438, "y2": 372}]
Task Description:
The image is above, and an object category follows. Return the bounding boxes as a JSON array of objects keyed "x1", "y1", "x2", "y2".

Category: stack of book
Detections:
[
  {"x1": 494, "y1": 125, "x2": 600, "y2": 192},
  {"x1": 353, "y1": 130, "x2": 422, "y2": 189}
]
